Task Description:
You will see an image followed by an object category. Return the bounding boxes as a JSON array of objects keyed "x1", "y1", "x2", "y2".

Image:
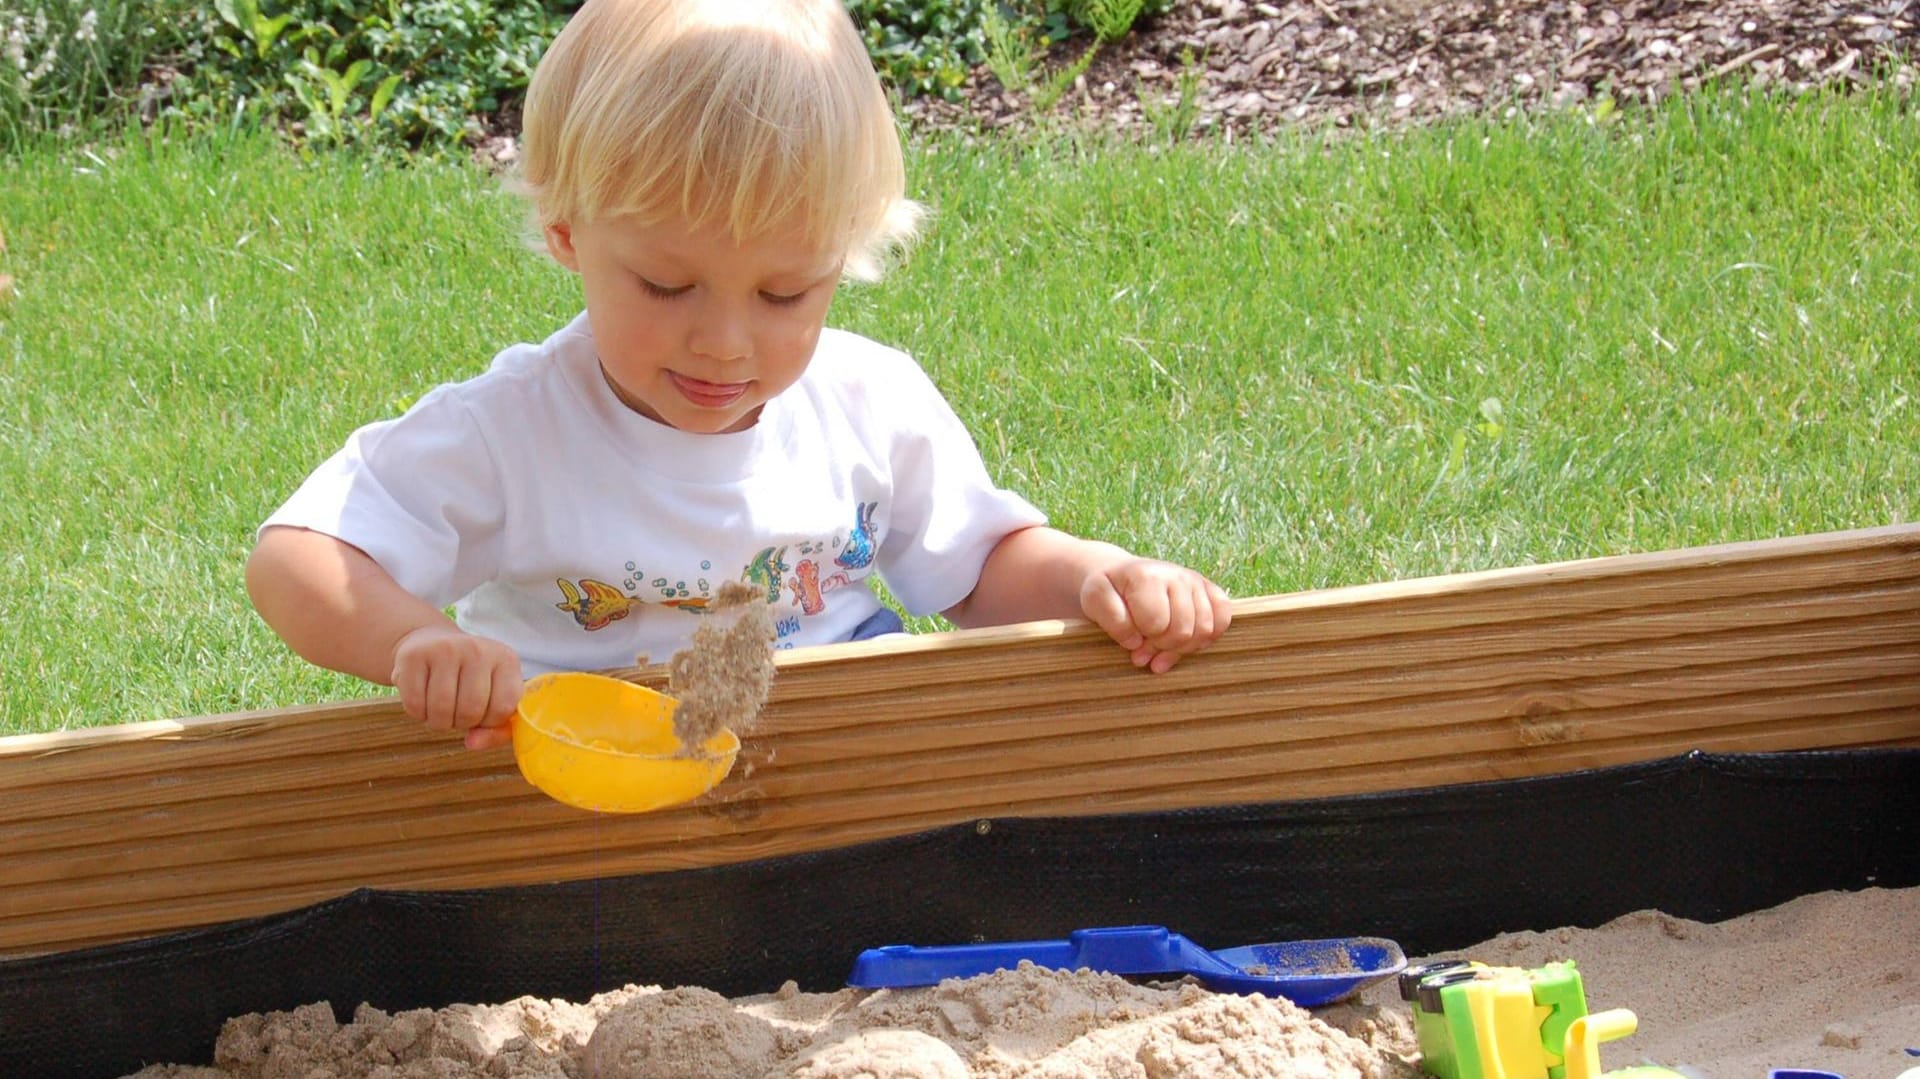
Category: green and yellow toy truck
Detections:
[{"x1": 1398, "y1": 958, "x2": 1684, "y2": 1079}]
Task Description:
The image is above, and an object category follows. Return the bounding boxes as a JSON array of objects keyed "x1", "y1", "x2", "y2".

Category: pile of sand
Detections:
[{"x1": 123, "y1": 885, "x2": 1920, "y2": 1079}]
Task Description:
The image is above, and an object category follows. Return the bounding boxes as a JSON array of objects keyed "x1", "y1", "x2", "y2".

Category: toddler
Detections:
[{"x1": 245, "y1": 0, "x2": 1231, "y2": 750}]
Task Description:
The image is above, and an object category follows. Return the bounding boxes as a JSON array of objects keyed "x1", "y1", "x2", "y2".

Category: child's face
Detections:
[{"x1": 546, "y1": 214, "x2": 843, "y2": 434}]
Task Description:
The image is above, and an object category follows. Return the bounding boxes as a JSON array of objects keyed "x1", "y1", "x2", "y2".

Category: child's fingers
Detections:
[
  {"x1": 1149, "y1": 579, "x2": 1197, "y2": 649},
  {"x1": 401, "y1": 663, "x2": 458, "y2": 731},
  {"x1": 1119, "y1": 574, "x2": 1174, "y2": 642},
  {"x1": 424, "y1": 664, "x2": 464, "y2": 730},
  {"x1": 1081, "y1": 577, "x2": 1145, "y2": 651},
  {"x1": 393, "y1": 628, "x2": 521, "y2": 737},
  {"x1": 1089, "y1": 563, "x2": 1232, "y2": 672},
  {"x1": 449, "y1": 664, "x2": 497, "y2": 730},
  {"x1": 1119, "y1": 580, "x2": 1186, "y2": 672},
  {"x1": 460, "y1": 665, "x2": 522, "y2": 751},
  {"x1": 393, "y1": 628, "x2": 457, "y2": 728},
  {"x1": 1139, "y1": 578, "x2": 1233, "y2": 673},
  {"x1": 441, "y1": 656, "x2": 520, "y2": 733},
  {"x1": 487, "y1": 664, "x2": 522, "y2": 728},
  {"x1": 395, "y1": 667, "x2": 433, "y2": 728},
  {"x1": 465, "y1": 724, "x2": 514, "y2": 751},
  {"x1": 1176, "y1": 577, "x2": 1232, "y2": 649},
  {"x1": 1206, "y1": 580, "x2": 1233, "y2": 639}
]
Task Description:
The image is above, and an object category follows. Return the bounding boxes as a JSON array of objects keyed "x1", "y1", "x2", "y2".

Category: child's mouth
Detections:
[{"x1": 670, "y1": 372, "x2": 751, "y2": 409}]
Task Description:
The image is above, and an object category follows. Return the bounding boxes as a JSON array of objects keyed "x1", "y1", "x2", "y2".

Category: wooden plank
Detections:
[
  {"x1": 10, "y1": 588, "x2": 1916, "y2": 830},
  {"x1": 2, "y1": 523, "x2": 1917, "y2": 957},
  {"x1": 8, "y1": 610, "x2": 1914, "y2": 879},
  {"x1": 9, "y1": 650, "x2": 1912, "y2": 903},
  {"x1": 10, "y1": 708, "x2": 1919, "y2": 958}
]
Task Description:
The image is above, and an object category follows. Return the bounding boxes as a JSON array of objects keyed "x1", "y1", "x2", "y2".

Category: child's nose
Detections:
[{"x1": 689, "y1": 300, "x2": 752, "y2": 362}]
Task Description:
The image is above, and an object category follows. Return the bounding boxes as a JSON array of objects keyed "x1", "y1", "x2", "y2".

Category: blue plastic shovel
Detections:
[{"x1": 848, "y1": 925, "x2": 1406, "y2": 1006}]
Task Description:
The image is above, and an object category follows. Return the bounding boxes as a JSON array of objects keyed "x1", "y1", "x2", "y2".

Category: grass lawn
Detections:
[{"x1": 1, "y1": 87, "x2": 1914, "y2": 734}]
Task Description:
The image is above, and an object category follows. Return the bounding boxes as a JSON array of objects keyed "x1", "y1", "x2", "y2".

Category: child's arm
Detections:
[
  {"x1": 245, "y1": 526, "x2": 520, "y2": 749},
  {"x1": 943, "y1": 525, "x2": 1231, "y2": 673}
]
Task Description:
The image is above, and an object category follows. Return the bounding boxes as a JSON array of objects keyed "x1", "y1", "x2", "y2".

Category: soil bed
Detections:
[{"x1": 904, "y1": 0, "x2": 1920, "y2": 138}]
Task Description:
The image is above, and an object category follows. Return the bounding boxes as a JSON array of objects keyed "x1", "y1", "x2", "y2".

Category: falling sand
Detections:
[
  {"x1": 664, "y1": 580, "x2": 776, "y2": 751},
  {"x1": 120, "y1": 885, "x2": 1920, "y2": 1079}
]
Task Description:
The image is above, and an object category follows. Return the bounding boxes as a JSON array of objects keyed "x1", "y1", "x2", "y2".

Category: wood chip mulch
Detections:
[{"x1": 895, "y1": 0, "x2": 1919, "y2": 138}]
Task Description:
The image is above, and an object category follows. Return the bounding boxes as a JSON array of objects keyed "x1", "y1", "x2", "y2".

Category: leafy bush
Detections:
[
  {"x1": 0, "y1": 0, "x2": 200, "y2": 149},
  {"x1": 1, "y1": 0, "x2": 1176, "y2": 152},
  {"x1": 165, "y1": 0, "x2": 572, "y2": 151},
  {"x1": 1, "y1": 0, "x2": 573, "y2": 153},
  {"x1": 844, "y1": 0, "x2": 995, "y2": 101},
  {"x1": 1038, "y1": 0, "x2": 1176, "y2": 45},
  {"x1": 845, "y1": 0, "x2": 1174, "y2": 102}
]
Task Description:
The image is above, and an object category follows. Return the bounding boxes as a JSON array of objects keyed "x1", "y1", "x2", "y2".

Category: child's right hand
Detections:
[{"x1": 390, "y1": 623, "x2": 522, "y2": 750}]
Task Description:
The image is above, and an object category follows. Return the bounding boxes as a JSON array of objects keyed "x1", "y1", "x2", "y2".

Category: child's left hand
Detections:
[{"x1": 1079, "y1": 558, "x2": 1232, "y2": 673}]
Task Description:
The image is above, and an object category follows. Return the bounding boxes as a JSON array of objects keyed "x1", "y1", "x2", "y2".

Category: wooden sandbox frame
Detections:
[{"x1": 4, "y1": 522, "x2": 1918, "y2": 960}]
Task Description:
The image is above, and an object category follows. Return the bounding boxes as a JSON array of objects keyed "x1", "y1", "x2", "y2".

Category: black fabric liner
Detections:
[{"x1": 4, "y1": 748, "x2": 1915, "y2": 1078}]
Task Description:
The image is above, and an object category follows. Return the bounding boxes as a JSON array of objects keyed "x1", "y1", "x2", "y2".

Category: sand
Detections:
[
  {"x1": 665, "y1": 580, "x2": 777, "y2": 750},
  {"x1": 121, "y1": 884, "x2": 1918, "y2": 1079}
]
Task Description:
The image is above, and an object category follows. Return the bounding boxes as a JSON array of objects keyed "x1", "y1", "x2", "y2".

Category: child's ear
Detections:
[{"x1": 544, "y1": 223, "x2": 581, "y2": 271}]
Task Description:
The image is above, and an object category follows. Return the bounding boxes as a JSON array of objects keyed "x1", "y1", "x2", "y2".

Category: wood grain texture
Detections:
[{"x1": 4, "y1": 523, "x2": 1917, "y2": 957}]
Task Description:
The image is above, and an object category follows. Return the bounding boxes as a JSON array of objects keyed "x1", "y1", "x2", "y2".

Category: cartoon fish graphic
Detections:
[
  {"x1": 788, "y1": 559, "x2": 826, "y2": 616},
  {"x1": 836, "y1": 501, "x2": 878, "y2": 570},
  {"x1": 742, "y1": 545, "x2": 791, "y2": 605},
  {"x1": 554, "y1": 578, "x2": 640, "y2": 631},
  {"x1": 660, "y1": 595, "x2": 712, "y2": 612}
]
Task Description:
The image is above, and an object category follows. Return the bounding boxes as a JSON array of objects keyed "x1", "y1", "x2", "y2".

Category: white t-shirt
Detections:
[{"x1": 263, "y1": 313, "x2": 1045, "y2": 675}]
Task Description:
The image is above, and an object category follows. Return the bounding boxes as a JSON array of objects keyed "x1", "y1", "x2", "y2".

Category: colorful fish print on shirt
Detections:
[
  {"x1": 553, "y1": 578, "x2": 640, "y2": 631},
  {"x1": 786, "y1": 558, "x2": 857, "y2": 615},
  {"x1": 835, "y1": 501, "x2": 877, "y2": 570},
  {"x1": 554, "y1": 502, "x2": 884, "y2": 636},
  {"x1": 742, "y1": 545, "x2": 791, "y2": 605}
]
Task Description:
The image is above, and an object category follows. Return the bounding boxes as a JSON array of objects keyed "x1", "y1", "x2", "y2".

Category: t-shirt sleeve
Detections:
[
  {"x1": 260, "y1": 388, "x2": 505, "y2": 608},
  {"x1": 874, "y1": 361, "x2": 1047, "y2": 617}
]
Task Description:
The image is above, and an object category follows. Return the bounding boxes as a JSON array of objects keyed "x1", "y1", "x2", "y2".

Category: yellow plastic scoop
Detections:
[{"x1": 511, "y1": 671, "x2": 740, "y2": 813}]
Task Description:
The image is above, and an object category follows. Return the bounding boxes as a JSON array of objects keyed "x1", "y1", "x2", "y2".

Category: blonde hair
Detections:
[{"x1": 517, "y1": 0, "x2": 921, "y2": 281}]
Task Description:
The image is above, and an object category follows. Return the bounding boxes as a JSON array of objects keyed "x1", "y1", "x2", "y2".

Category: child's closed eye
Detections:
[
  {"x1": 638, "y1": 276, "x2": 692, "y2": 300},
  {"x1": 759, "y1": 289, "x2": 809, "y2": 306}
]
